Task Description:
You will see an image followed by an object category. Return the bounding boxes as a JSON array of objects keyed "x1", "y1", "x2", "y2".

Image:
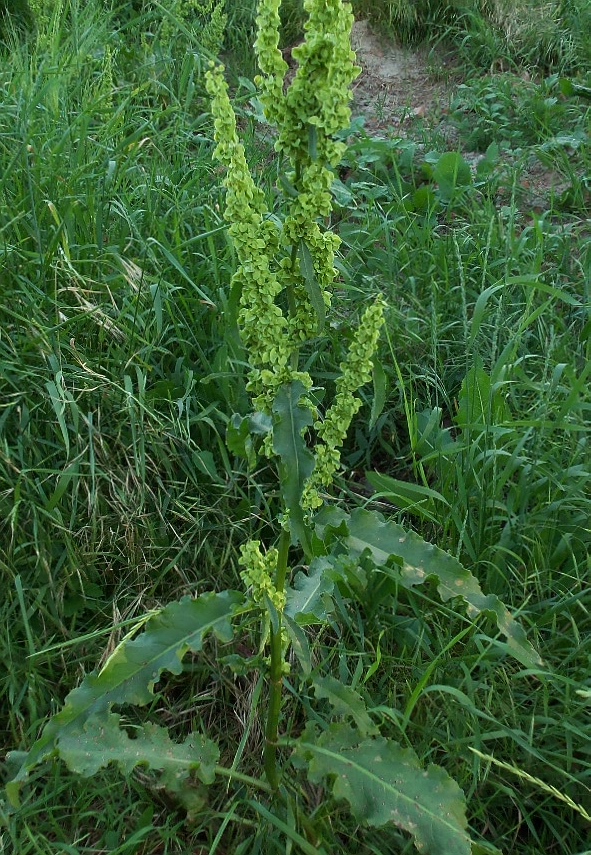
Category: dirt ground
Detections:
[
  {"x1": 347, "y1": 20, "x2": 571, "y2": 210},
  {"x1": 277, "y1": 20, "x2": 573, "y2": 210},
  {"x1": 350, "y1": 19, "x2": 451, "y2": 134}
]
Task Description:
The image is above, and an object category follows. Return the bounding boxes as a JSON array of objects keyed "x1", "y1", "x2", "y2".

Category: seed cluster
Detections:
[{"x1": 205, "y1": 0, "x2": 385, "y2": 573}]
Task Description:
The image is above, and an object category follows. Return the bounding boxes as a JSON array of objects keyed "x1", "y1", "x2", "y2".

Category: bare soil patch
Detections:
[
  {"x1": 348, "y1": 20, "x2": 574, "y2": 210},
  {"x1": 350, "y1": 20, "x2": 451, "y2": 135}
]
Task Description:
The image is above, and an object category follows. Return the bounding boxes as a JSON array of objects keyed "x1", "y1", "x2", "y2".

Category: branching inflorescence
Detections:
[
  {"x1": 205, "y1": 0, "x2": 386, "y2": 789},
  {"x1": 205, "y1": 0, "x2": 385, "y2": 517}
]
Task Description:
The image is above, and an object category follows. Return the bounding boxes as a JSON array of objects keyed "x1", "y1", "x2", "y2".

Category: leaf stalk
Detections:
[{"x1": 263, "y1": 527, "x2": 291, "y2": 789}]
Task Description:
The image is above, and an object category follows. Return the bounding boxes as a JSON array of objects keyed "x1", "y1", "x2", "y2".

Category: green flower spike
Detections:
[
  {"x1": 302, "y1": 297, "x2": 386, "y2": 510},
  {"x1": 205, "y1": 63, "x2": 310, "y2": 411},
  {"x1": 239, "y1": 540, "x2": 286, "y2": 613},
  {"x1": 256, "y1": 0, "x2": 361, "y2": 342}
]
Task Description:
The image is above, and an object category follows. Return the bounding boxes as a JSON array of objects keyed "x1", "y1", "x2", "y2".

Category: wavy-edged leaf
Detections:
[
  {"x1": 313, "y1": 504, "x2": 350, "y2": 542},
  {"x1": 296, "y1": 724, "x2": 471, "y2": 855},
  {"x1": 345, "y1": 508, "x2": 542, "y2": 669},
  {"x1": 7, "y1": 590, "x2": 243, "y2": 805},
  {"x1": 59, "y1": 713, "x2": 219, "y2": 785},
  {"x1": 312, "y1": 676, "x2": 378, "y2": 737},
  {"x1": 272, "y1": 381, "x2": 315, "y2": 549},
  {"x1": 285, "y1": 557, "x2": 334, "y2": 624}
]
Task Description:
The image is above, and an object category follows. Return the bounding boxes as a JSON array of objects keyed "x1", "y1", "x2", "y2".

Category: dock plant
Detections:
[{"x1": 6, "y1": 1, "x2": 542, "y2": 852}]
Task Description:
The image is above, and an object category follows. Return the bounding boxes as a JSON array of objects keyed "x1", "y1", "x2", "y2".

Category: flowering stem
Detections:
[
  {"x1": 274, "y1": 527, "x2": 291, "y2": 595},
  {"x1": 264, "y1": 528, "x2": 291, "y2": 790},
  {"x1": 207, "y1": 0, "x2": 383, "y2": 794}
]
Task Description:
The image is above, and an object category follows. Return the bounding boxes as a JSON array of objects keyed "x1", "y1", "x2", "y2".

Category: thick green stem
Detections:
[
  {"x1": 264, "y1": 149, "x2": 308, "y2": 781},
  {"x1": 274, "y1": 526, "x2": 290, "y2": 594},
  {"x1": 263, "y1": 528, "x2": 290, "y2": 790}
]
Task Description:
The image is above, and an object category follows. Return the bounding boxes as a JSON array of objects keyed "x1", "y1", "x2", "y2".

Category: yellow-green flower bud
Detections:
[
  {"x1": 239, "y1": 540, "x2": 286, "y2": 612},
  {"x1": 302, "y1": 298, "x2": 385, "y2": 510}
]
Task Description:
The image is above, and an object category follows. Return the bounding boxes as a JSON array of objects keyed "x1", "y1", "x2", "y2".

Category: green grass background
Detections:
[{"x1": 1, "y1": 0, "x2": 590, "y2": 852}]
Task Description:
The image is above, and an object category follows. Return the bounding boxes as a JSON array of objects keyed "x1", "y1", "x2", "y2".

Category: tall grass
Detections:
[{"x1": 0, "y1": 0, "x2": 241, "y2": 748}]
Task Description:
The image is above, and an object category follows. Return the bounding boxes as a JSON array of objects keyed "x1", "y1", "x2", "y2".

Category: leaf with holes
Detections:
[
  {"x1": 59, "y1": 713, "x2": 219, "y2": 786},
  {"x1": 7, "y1": 590, "x2": 243, "y2": 806},
  {"x1": 344, "y1": 508, "x2": 542, "y2": 669},
  {"x1": 296, "y1": 724, "x2": 472, "y2": 855}
]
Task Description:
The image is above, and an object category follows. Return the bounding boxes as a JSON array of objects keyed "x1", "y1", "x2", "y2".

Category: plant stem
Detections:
[
  {"x1": 263, "y1": 528, "x2": 291, "y2": 790},
  {"x1": 274, "y1": 526, "x2": 291, "y2": 594},
  {"x1": 214, "y1": 765, "x2": 274, "y2": 794},
  {"x1": 286, "y1": 160, "x2": 301, "y2": 371}
]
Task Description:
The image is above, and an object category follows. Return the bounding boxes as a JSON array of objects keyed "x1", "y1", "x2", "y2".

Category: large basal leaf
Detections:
[
  {"x1": 296, "y1": 724, "x2": 471, "y2": 855},
  {"x1": 59, "y1": 713, "x2": 219, "y2": 787},
  {"x1": 272, "y1": 381, "x2": 315, "y2": 549},
  {"x1": 344, "y1": 508, "x2": 542, "y2": 669},
  {"x1": 7, "y1": 590, "x2": 243, "y2": 805},
  {"x1": 285, "y1": 557, "x2": 334, "y2": 624}
]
